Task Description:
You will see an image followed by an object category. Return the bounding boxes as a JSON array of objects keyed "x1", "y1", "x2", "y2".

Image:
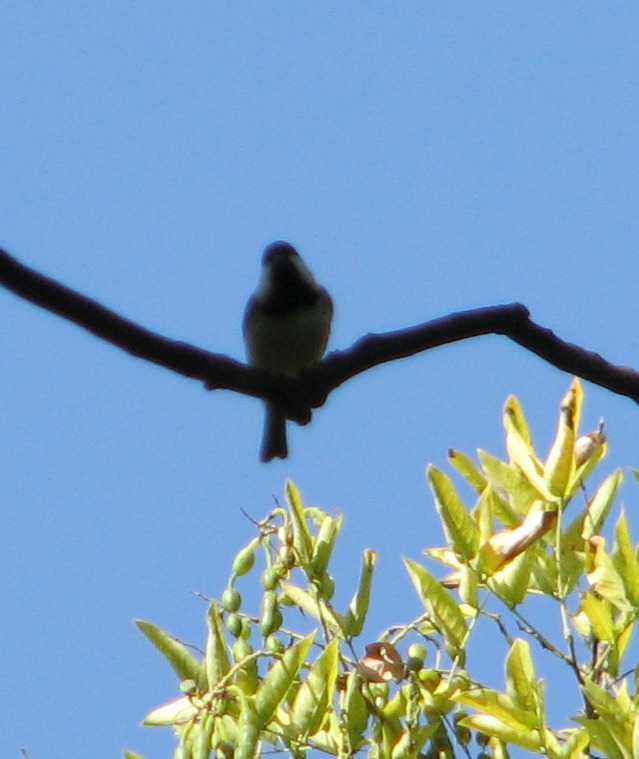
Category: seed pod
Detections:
[
  {"x1": 222, "y1": 587, "x2": 242, "y2": 613},
  {"x1": 232, "y1": 538, "x2": 259, "y2": 578},
  {"x1": 260, "y1": 591, "x2": 281, "y2": 636},
  {"x1": 226, "y1": 613, "x2": 243, "y2": 639}
]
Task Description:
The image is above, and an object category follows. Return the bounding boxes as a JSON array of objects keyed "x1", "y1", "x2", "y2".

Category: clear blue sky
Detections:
[{"x1": 1, "y1": 5, "x2": 638, "y2": 758}]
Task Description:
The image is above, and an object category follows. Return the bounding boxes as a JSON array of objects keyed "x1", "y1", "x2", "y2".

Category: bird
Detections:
[{"x1": 243, "y1": 241, "x2": 333, "y2": 462}]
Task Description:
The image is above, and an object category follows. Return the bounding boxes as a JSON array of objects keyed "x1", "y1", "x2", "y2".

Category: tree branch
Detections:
[{"x1": 1, "y1": 247, "x2": 638, "y2": 424}]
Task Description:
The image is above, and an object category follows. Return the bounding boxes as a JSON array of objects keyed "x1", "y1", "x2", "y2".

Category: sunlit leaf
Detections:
[
  {"x1": 448, "y1": 448, "x2": 487, "y2": 492},
  {"x1": 290, "y1": 638, "x2": 340, "y2": 736},
  {"x1": 478, "y1": 450, "x2": 537, "y2": 518},
  {"x1": 404, "y1": 558, "x2": 467, "y2": 656},
  {"x1": 488, "y1": 546, "x2": 534, "y2": 607},
  {"x1": 456, "y1": 687, "x2": 539, "y2": 731},
  {"x1": 543, "y1": 383, "x2": 577, "y2": 497},
  {"x1": 341, "y1": 671, "x2": 369, "y2": 749},
  {"x1": 459, "y1": 713, "x2": 542, "y2": 751},
  {"x1": 504, "y1": 399, "x2": 558, "y2": 503},
  {"x1": 343, "y1": 549, "x2": 377, "y2": 636},
  {"x1": 576, "y1": 718, "x2": 627, "y2": 759},
  {"x1": 614, "y1": 512, "x2": 639, "y2": 608},
  {"x1": 428, "y1": 465, "x2": 480, "y2": 560},
  {"x1": 254, "y1": 632, "x2": 315, "y2": 724},
  {"x1": 505, "y1": 639, "x2": 538, "y2": 715},
  {"x1": 136, "y1": 620, "x2": 202, "y2": 683},
  {"x1": 279, "y1": 581, "x2": 345, "y2": 635},
  {"x1": 143, "y1": 695, "x2": 197, "y2": 726},
  {"x1": 563, "y1": 470, "x2": 623, "y2": 547},
  {"x1": 586, "y1": 536, "x2": 632, "y2": 612},
  {"x1": 286, "y1": 480, "x2": 313, "y2": 564},
  {"x1": 581, "y1": 592, "x2": 614, "y2": 641},
  {"x1": 504, "y1": 395, "x2": 534, "y2": 447},
  {"x1": 390, "y1": 723, "x2": 439, "y2": 759},
  {"x1": 205, "y1": 602, "x2": 231, "y2": 689}
]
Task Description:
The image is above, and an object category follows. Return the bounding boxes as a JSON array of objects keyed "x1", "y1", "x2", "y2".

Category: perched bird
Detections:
[{"x1": 243, "y1": 242, "x2": 333, "y2": 462}]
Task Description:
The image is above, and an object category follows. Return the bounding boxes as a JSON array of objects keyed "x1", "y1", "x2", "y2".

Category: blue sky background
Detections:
[{"x1": 1, "y1": 5, "x2": 639, "y2": 758}]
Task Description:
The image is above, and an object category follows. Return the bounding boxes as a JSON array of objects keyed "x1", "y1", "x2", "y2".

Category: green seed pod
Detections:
[
  {"x1": 235, "y1": 695, "x2": 260, "y2": 759},
  {"x1": 232, "y1": 538, "x2": 259, "y2": 578},
  {"x1": 233, "y1": 640, "x2": 258, "y2": 695},
  {"x1": 222, "y1": 587, "x2": 242, "y2": 613},
  {"x1": 262, "y1": 566, "x2": 281, "y2": 592},
  {"x1": 226, "y1": 613, "x2": 243, "y2": 638},
  {"x1": 240, "y1": 617, "x2": 252, "y2": 640},
  {"x1": 233, "y1": 638, "x2": 253, "y2": 662},
  {"x1": 180, "y1": 678, "x2": 197, "y2": 695},
  {"x1": 406, "y1": 643, "x2": 427, "y2": 662},
  {"x1": 265, "y1": 634, "x2": 285, "y2": 654},
  {"x1": 405, "y1": 657, "x2": 423, "y2": 673},
  {"x1": 260, "y1": 592, "x2": 281, "y2": 636}
]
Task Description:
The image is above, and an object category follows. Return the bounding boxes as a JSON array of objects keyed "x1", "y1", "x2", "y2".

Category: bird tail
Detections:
[{"x1": 260, "y1": 404, "x2": 288, "y2": 462}]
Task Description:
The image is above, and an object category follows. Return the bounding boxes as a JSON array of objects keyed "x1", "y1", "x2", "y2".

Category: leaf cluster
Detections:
[{"x1": 128, "y1": 380, "x2": 639, "y2": 759}]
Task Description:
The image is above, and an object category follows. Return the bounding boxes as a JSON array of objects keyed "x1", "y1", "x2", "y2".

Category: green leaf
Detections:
[
  {"x1": 587, "y1": 536, "x2": 632, "y2": 612},
  {"x1": 459, "y1": 713, "x2": 542, "y2": 751},
  {"x1": 581, "y1": 592, "x2": 614, "y2": 641},
  {"x1": 614, "y1": 512, "x2": 639, "y2": 607},
  {"x1": 577, "y1": 718, "x2": 627, "y2": 759},
  {"x1": 136, "y1": 620, "x2": 202, "y2": 683},
  {"x1": 290, "y1": 638, "x2": 340, "y2": 736},
  {"x1": 279, "y1": 581, "x2": 345, "y2": 635},
  {"x1": 205, "y1": 602, "x2": 231, "y2": 689},
  {"x1": 254, "y1": 632, "x2": 316, "y2": 724},
  {"x1": 578, "y1": 682, "x2": 634, "y2": 759},
  {"x1": 458, "y1": 563, "x2": 479, "y2": 608},
  {"x1": 448, "y1": 448, "x2": 487, "y2": 492},
  {"x1": 455, "y1": 687, "x2": 540, "y2": 731},
  {"x1": 427, "y1": 465, "x2": 480, "y2": 560},
  {"x1": 341, "y1": 671, "x2": 369, "y2": 749},
  {"x1": 478, "y1": 450, "x2": 536, "y2": 519},
  {"x1": 504, "y1": 401, "x2": 558, "y2": 503},
  {"x1": 343, "y1": 549, "x2": 377, "y2": 636},
  {"x1": 123, "y1": 752, "x2": 146, "y2": 759},
  {"x1": 609, "y1": 619, "x2": 634, "y2": 678},
  {"x1": 305, "y1": 715, "x2": 341, "y2": 754},
  {"x1": 543, "y1": 384, "x2": 577, "y2": 497},
  {"x1": 286, "y1": 480, "x2": 313, "y2": 564},
  {"x1": 143, "y1": 695, "x2": 197, "y2": 726},
  {"x1": 505, "y1": 639, "x2": 539, "y2": 715},
  {"x1": 390, "y1": 723, "x2": 440, "y2": 759},
  {"x1": 404, "y1": 558, "x2": 467, "y2": 656},
  {"x1": 554, "y1": 728, "x2": 591, "y2": 759},
  {"x1": 504, "y1": 395, "x2": 534, "y2": 447},
  {"x1": 564, "y1": 470, "x2": 623, "y2": 548},
  {"x1": 487, "y1": 545, "x2": 534, "y2": 607}
]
